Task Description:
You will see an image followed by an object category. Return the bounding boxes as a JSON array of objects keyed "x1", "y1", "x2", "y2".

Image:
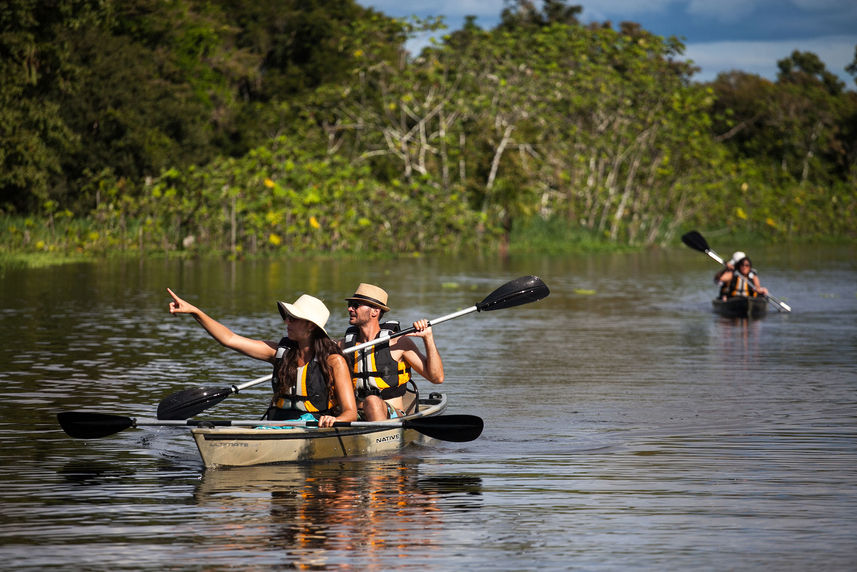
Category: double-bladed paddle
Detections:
[
  {"x1": 681, "y1": 230, "x2": 791, "y2": 312},
  {"x1": 57, "y1": 411, "x2": 484, "y2": 443},
  {"x1": 156, "y1": 275, "x2": 550, "y2": 420},
  {"x1": 157, "y1": 375, "x2": 270, "y2": 421}
]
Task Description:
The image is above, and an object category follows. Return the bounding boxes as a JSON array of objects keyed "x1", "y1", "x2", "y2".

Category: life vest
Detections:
[
  {"x1": 725, "y1": 272, "x2": 760, "y2": 297},
  {"x1": 343, "y1": 322, "x2": 411, "y2": 400},
  {"x1": 269, "y1": 337, "x2": 333, "y2": 414}
]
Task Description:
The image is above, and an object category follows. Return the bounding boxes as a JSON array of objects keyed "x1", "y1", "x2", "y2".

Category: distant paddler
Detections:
[{"x1": 716, "y1": 254, "x2": 768, "y2": 301}]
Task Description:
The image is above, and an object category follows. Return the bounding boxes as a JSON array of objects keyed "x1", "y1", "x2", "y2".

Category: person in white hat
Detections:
[
  {"x1": 166, "y1": 288, "x2": 357, "y2": 426},
  {"x1": 716, "y1": 254, "x2": 768, "y2": 300},
  {"x1": 340, "y1": 283, "x2": 444, "y2": 422},
  {"x1": 713, "y1": 251, "x2": 748, "y2": 284}
]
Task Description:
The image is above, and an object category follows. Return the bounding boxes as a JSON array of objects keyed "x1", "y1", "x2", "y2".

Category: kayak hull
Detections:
[
  {"x1": 191, "y1": 393, "x2": 448, "y2": 468},
  {"x1": 712, "y1": 296, "x2": 768, "y2": 319}
]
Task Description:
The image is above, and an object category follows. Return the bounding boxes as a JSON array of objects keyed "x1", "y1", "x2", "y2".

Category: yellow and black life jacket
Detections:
[
  {"x1": 269, "y1": 337, "x2": 333, "y2": 416},
  {"x1": 343, "y1": 322, "x2": 411, "y2": 400},
  {"x1": 723, "y1": 272, "x2": 760, "y2": 298}
]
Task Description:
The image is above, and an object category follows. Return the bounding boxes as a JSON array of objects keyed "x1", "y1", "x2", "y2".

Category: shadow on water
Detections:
[{"x1": 57, "y1": 460, "x2": 137, "y2": 486}]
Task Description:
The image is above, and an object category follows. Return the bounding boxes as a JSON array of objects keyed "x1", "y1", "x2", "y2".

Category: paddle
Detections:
[
  {"x1": 156, "y1": 275, "x2": 550, "y2": 420},
  {"x1": 157, "y1": 376, "x2": 269, "y2": 421},
  {"x1": 57, "y1": 411, "x2": 484, "y2": 443},
  {"x1": 681, "y1": 230, "x2": 791, "y2": 312}
]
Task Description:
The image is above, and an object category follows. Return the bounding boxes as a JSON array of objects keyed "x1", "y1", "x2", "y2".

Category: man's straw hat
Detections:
[{"x1": 345, "y1": 283, "x2": 390, "y2": 312}]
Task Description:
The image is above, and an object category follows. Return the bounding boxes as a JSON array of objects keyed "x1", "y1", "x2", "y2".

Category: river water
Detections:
[{"x1": 0, "y1": 244, "x2": 855, "y2": 570}]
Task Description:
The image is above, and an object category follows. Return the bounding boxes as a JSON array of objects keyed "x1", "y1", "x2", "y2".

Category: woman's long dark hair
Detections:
[{"x1": 274, "y1": 326, "x2": 345, "y2": 411}]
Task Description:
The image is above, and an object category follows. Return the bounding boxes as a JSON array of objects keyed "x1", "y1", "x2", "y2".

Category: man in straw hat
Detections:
[
  {"x1": 166, "y1": 288, "x2": 357, "y2": 426},
  {"x1": 341, "y1": 283, "x2": 444, "y2": 422}
]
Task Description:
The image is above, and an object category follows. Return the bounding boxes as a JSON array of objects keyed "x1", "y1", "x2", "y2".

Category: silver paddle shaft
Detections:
[{"x1": 233, "y1": 305, "x2": 478, "y2": 392}]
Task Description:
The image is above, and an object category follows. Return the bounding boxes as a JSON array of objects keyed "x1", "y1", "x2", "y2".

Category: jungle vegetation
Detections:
[{"x1": 2, "y1": 0, "x2": 856, "y2": 260}]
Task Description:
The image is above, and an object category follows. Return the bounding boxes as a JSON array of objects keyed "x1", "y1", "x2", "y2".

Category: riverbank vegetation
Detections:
[{"x1": 2, "y1": 0, "x2": 856, "y2": 265}]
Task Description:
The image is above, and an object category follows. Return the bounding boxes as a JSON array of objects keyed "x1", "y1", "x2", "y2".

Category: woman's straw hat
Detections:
[{"x1": 277, "y1": 294, "x2": 330, "y2": 337}]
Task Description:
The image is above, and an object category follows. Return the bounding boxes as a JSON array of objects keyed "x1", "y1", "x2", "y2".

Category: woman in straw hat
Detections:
[{"x1": 166, "y1": 288, "x2": 357, "y2": 426}]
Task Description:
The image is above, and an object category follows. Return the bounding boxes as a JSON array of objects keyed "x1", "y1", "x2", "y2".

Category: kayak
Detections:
[
  {"x1": 57, "y1": 393, "x2": 482, "y2": 469},
  {"x1": 191, "y1": 392, "x2": 449, "y2": 468},
  {"x1": 712, "y1": 296, "x2": 768, "y2": 319}
]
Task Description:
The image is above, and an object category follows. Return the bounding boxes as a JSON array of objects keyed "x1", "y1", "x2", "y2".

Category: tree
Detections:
[
  {"x1": 711, "y1": 51, "x2": 855, "y2": 186},
  {"x1": 0, "y1": 0, "x2": 261, "y2": 212},
  {"x1": 316, "y1": 6, "x2": 720, "y2": 247},
  {"x1": 498, "y1": 0, "x2": 582, "y2": 29},
  {"x1": 772, "y1": 51, "x2": 849, "y2": 184},
  {"x1": 777, "y1": 50, "x2": 845, "y2": 95},
  {"x1": 846, "y1": 45, "x2": 857, "y2": 85},
  {"x1": 0, "y1": 0, "x2": 93, "y2": 211}
]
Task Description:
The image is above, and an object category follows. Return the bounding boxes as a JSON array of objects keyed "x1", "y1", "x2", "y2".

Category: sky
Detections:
[{"x1": 359, "y1": 0, "x2": 857, "y2": 87}]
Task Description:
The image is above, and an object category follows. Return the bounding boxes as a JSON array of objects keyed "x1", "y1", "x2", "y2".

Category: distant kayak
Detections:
[{"x1": 712, "y1": 296, "x2": 768, "y2": 319}]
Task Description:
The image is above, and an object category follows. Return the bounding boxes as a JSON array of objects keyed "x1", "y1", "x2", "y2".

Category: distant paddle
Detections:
[
  {"x1": 681, "y1": 230, "x2": 791, "y2": 312},
  {"x1": 57, "y1": 411, "x2": 484, "y2": 443},
  {"x1": 156, "y1": 275, "x2": 549, "y2": 420}
]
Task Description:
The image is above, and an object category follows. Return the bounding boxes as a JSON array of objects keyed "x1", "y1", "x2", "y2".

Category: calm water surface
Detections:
[{"x1": 0, "y1": 245, "x2": 855, "y2": 570}]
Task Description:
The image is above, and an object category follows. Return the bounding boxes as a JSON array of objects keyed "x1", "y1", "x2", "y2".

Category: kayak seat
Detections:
[{"x1": 403, "y1": 380, "x2": 420, "y2": 414}]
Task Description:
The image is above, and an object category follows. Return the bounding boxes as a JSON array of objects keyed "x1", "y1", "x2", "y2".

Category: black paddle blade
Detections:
[
  {"x1": 404, "y1": 414, "x2": 484, "y2": 442},
  {"x1": 157, "y1": 386, "x2": 233, "y2": 420},
  {"x1": 476, "y1": 275, "x2": 550, "y2": 312},
  {"x1": 681, "y1": 230, "x2": 710, "y2": 253},
  {"x1": 58, "y1": 411, "x2": 134, "y2": 439}
]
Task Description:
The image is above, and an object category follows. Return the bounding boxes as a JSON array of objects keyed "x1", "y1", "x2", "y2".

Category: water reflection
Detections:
[
  {"x1": 714, "y1": 315, "x2": 763, "y2": 363},
  {"x1": 2, "y1": 249, "x2": 856, "y2": 569},
  {"x1": 193, "y1": 459, "x2": 483, "y2": 567}
]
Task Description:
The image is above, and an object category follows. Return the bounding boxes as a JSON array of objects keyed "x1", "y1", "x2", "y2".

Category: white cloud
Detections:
[{"x1": 684, "y1": 35, "x2": 856, "y2": 82}]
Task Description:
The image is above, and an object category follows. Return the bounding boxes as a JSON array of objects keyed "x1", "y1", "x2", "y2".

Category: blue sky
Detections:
[{"x1": 359, "y1": 0, "x2": 857, "y2": 87}]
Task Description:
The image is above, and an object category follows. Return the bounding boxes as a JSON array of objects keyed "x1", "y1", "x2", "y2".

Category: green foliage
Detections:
[
  {"x1": 690, "y1": 162, "x2": 857, "y2": 240},
  {"x1": 509, "y1": 216, "x2": 637, "y2": 254},
  {"x1": 325, "y1": 10, "x2": 734, "y2": 247},
  {"x1": 39, "y1": 136, "x2": 490, "y2": 257},
  {"x1": 0, "y1": 0, "x2": 96, "y2": 211},
  {"x1": 498, "y1": 0, "x2": 582, "y2": 30},
  {"x1": 1, "y1": 0, "x2": 855, "y2": 259},
  {"x1": 711, "y1": 54, "x2": 856, "y2": 186}
]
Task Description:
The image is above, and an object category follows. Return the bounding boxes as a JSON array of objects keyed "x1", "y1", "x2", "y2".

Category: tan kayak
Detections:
[{"x1": 191, "y1": 393, "x2": 450, "y2": 468}]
